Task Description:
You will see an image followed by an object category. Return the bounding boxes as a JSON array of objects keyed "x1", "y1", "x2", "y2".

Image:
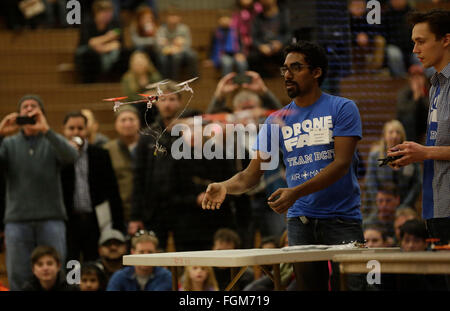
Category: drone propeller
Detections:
[
  {"x1": 176, "y1": 77, "x2": 199, "y2": 87},
  {"x1": 145, "y1": 79, "x2": 170, "y2": 90},
  {"x1": 103, "y1": 96, "x2": 128, "y2": 102}
]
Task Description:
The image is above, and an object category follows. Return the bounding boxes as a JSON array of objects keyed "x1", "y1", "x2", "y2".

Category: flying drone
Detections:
[
  {"x1": 104, "y1": 77, "x2": 199, "y2": 156},
  {"x1": 104, "y1": 77, "x2": 199, "y2": 112},
  {"x1": 103, "y1": 94, "x2": 159, "y2": 112}
]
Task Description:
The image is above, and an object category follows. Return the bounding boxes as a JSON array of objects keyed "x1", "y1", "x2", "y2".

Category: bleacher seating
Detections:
[
  {"x1": 0, "y1": 9, "x2": 291, "y2": 140},
  {"x1": 340, "y1": 73, "x2": 408, "y2": 160}
]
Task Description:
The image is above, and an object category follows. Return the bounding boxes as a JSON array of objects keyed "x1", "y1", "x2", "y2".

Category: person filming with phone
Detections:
[
  {"x1": 207, "y1": 70, "x2": 283, "y2": 113},
  {"x1": 0, "y1": 94, "x2": 78, "y2": 290}
]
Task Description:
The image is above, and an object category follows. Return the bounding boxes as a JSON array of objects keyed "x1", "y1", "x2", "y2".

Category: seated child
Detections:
[
  {"x1": 22, "y1": 245, "x2": 78, "y2": 291},
  {"x1": 399, "y1": 219, "x2": 427, "y2": 252},
  {"x1": 364, "y1": 225, "x2": 391, "y2": 248},
  {"x1": 80, "y1": 262, "x2": 108, "y2": 291},
  {"x1": 179, "y1": 266, "x2": 219, "y2": 291}
]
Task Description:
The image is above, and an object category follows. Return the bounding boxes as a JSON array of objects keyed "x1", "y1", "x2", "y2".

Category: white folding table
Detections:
[{"x1": 123, "y1": 247, "x2": 398, "y2": 290}]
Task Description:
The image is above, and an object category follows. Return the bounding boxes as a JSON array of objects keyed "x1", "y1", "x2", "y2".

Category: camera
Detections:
[
  {"x1": 233, "y1": 74, "x2": 252, "y2": 85},
  {"x1": 16, "y1": 116, "x2": 36, "y2": 125}
]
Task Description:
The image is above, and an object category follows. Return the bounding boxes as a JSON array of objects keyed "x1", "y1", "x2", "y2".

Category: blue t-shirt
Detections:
[
  {"x1": 254, "y1": 93, "x2": 363, "y2": 220},
  {"x1": 106, "y1": 266, "x2": 172, "y2": 291}
]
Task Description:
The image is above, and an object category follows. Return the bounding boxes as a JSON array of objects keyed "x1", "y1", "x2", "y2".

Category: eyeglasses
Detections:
[
  {"x1": 133, "y1": 229, "x2": 157, "y2": 238},
  {"x1": 280, "y1": 62, "x2": 310, "y2": 76}
]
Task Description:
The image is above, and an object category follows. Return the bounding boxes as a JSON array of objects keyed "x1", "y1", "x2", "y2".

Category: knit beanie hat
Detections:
[{"x1": 18, "y1": 94, "x2": 46, "y2": 116}]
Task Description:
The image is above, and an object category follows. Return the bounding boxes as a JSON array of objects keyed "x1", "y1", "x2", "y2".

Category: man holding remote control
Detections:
[
  {"x1": 388, "y1": 9, "x2": 450, "y2": 245},
  {"x1": 0, "y1": 94, "x2": 78, "y2": 290}
]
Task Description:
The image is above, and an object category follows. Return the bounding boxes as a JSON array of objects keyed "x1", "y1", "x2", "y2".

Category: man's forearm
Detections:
[
  {"x1": 45, "y1": 130, "x2": 78, "y2": 163},
  {"x1": 222, "y1": 171, "x2": 257, "y2": 195},
  {"x1": 426, "y1": 145, "x2": 450, "y2": 161}
]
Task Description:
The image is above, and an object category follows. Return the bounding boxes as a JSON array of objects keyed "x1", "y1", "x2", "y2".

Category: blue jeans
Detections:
[
  {"x1": 5, "y1": 220, "x2": 66, "y2": 291},
  {"x1": 287, "y1": 216, "x2": 364, "y2": 291},
  {"x1": 220, "y1": 54, "x2": 248, "y2": 76},
  {"x1": 158, "y1": 49, "x2": 198, "y2": 80}
]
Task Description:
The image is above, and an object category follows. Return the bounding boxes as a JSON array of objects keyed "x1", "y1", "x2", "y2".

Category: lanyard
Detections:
[{"x1": 431, "y1": 82, "x2": 441, "y2": 110}]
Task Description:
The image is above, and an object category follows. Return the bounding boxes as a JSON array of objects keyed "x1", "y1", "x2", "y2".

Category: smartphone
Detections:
[
  {"x1": 16, "y1": 116, "x2": 36, "y2": 125},
  {"x1": 267, "y1": 195, "x2": 280, "y2": 203},
  {"x1": 233, "y1": 74, "x2": 252, "y2": 85}
]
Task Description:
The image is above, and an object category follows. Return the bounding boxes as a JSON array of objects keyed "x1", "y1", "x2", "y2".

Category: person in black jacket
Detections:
[
  {"x1": 61, "y1": 111, "x2": 124, "y2": 263},
  {"x1": 22, "y1": 245, "x2": 78, "y2": 291},
  {"x1": 129, "y1": 82, "x2": 188, "y2": 251},
  {"x1": 75, "y1": 0, "x2": 129, "y2": 83}
]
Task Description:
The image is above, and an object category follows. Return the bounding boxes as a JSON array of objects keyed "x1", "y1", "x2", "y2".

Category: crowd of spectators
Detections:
[
  {"x1": 0, "y1": 0, "x2": 448, "y2": 292},
  {"x1": 0, "y1": 0, "x2": 443, "y2": 81}
]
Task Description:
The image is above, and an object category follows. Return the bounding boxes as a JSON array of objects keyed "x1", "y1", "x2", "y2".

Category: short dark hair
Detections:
[
  {"x1": 31, "y1": 245, "x2": 61, "y2": 266},
  {"x1": 377, "y1": 182, "x2": 400, "y2": 197},
  {"x1": 63, "y1": 111, "x2": 88, "y2": 126},
  {"x1": 260, "y1": 235, "x2": 279, "y2": 248},
  {"x1": 399, "y1": 219, "x2": 428, "y2": 240},
  {"x1": 283, "y1": 41, "x2": 328, "y2": 86},
  {"x1": 408, "y1": 9, "x2": 450, "y2": 40},
  {"x1": 213, "y1": 228, "x2": 241, "y2": 249}
]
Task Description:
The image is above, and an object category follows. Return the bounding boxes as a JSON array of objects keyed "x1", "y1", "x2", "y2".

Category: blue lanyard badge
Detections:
[
  {"x1": 432, "y1": 83, "x2": 440, "y2": 110},
  {"x1": 427, "y1": 83, "x2": 440, "y2": 145}
]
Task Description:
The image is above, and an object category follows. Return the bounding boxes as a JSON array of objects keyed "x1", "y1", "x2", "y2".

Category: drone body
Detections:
[
  {"x1": 103, "y1": 77, "x2": 199, "y2": 156},
  {"x1": 103, "y1": 95, "x2": 159, "y2": 112}
]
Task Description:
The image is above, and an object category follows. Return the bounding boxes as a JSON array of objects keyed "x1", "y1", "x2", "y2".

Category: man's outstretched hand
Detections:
[{"x1": 202, "y1": 183, "x2": 227, "y2": 210}]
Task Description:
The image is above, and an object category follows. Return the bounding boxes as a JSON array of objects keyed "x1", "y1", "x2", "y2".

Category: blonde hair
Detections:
[
  {"x1": 182, "y1": 266, "x2": 219, "y2": 291},
  {"x1": 395, "y1": 207, "x2": 418, "y2": 219},
  {"x1": 370, "y1": 120, "x2": 406, "y2": 156},
  {"x1": 131, "y1": 234, "x2": 159, "y2": 250},
  {"x1": 124, "y1": 51, "x2": 158, "y2": 93}
]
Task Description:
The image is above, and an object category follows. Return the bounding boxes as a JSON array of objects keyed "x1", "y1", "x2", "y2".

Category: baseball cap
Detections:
[{"x1": 98, "y1": 228, "x2": 126, "y2": 246}]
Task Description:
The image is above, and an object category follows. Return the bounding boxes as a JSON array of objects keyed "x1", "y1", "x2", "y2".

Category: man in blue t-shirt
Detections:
[{"x1": 202, "y1": 41, "x2": 364, "y2": 290}]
